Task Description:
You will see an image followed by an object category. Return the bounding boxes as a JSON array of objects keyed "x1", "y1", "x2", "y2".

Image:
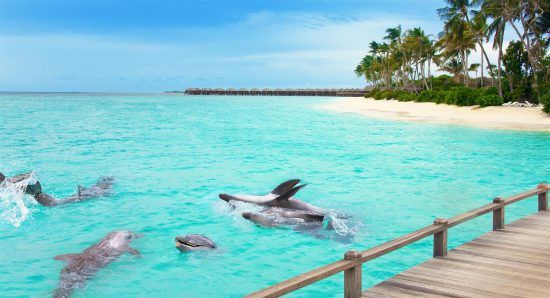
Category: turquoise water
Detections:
[{"x1": 0, "y1": 93, "x2": 548, "y2": 297}]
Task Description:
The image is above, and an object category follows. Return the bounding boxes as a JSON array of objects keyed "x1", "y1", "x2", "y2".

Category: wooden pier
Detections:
[
  {"x1": 183, "y1": 88, "x2": 368, "y2": 97},
  {"x1": 246, "y1": 183, "x2": 549, "y2": 298}
]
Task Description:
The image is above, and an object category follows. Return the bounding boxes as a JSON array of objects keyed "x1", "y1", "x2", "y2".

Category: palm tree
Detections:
[
  {"x1": 384, "y1": 25, "x2": 409, "y2": 87},
  {"x1": 438, "y1": 57, "x2": 464, "y2": 83},
  {"x1": 438, "y1": 0, "x2": 474, "y2": 85},
  {"x1": 483, "y1": 0, "x2": 546, "y2": 87},
  {"x1": 470, "y1": 12, "x2": 494, "y2": 87},
  {"x1": 483, "y1": 0, "x2": 506, "y2": 97},
  {"x1": 355, "y1": 55, "x2": 376, "y2": 86},
  {"x1": 405, "y1": 27, "x2": 431, "y2": 89}
]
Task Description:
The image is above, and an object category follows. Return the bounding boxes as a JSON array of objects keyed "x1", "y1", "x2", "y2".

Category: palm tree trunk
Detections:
[
  {"x1": 428, "y1": 57, "x2": 432, "y2": 90},
  {"x1": 461, "y1": 50, "x2": 468, "y2": 87},
  {"x1": 480, "y1": 45, "x2": 494, "y2": 87},
  {"x1": 509, "y1": 18, "x2": 538, "y2": 78},
  {"x1": 497, "y1": 41, "x2": 503, "y2": 98},
  {"x1": 480, "y1": 49, "x2": 484, "y2": 88},
  {"x1": 422, "y1": 61, "x2": 429, "y2": 90}
]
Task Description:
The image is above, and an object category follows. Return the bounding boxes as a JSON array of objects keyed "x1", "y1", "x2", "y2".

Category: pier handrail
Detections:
[{"x1": 246, "y1": 183, "x2": 549, "y2": 298}]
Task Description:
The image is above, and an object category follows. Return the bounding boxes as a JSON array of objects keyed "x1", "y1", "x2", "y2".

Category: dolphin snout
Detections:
[
  {"x1": 242, "y1": 212, "x2": 253, "y2": 220},
  {"x1": 219, "y1": 193, "x2": 236, "y2": 202}
]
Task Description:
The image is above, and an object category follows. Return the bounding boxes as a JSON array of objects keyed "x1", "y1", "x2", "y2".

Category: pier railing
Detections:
[{"x1": 246, "y1": 183, "x2": 549, "y2": 298}]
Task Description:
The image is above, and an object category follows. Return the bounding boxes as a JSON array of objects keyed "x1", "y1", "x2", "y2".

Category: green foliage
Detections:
[
  {"x1": 434, "y1": 91, "x2": 448, "y2": 104},
  {"x1": 364, "y1": 88, "x2": 379, "y2": 98},
  {"x1": 395, "y1": 92, "x2": 417, "y2": 102},
  {"x1": 443, "y1": 87, "x2": 480, "y2": 106},
  {"x1": 431, "y1": 75, "x2": 459, "y2": 90},
  {"x1": 481, "y1": 86, "x2": 498, "y2": 96},
  {"x1": 477, "y1": 95, "x2": 503, "y2": 107},
  {"x1": 418, "y1": 90, "x2": 438, "y2": 102},
  {"x1": 540, "y1": 93, "x2": 550, "y2": 114}
]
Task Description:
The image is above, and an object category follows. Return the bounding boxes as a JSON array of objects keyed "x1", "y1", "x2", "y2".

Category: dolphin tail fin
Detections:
[
  {"x1": 275, "y1": 184, "x2": 307, "y2": 201},
  {"x1": 271, "y1": 179, "x2": 300, "y2": 195},
  {"x1": 54, "y1": 253, "x2": 81, "y2": 262}
]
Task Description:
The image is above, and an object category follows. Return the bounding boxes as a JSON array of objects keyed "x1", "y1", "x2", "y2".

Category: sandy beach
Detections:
[{"x1": 323, "y1": 97, "x2": 550, "y2": 132}]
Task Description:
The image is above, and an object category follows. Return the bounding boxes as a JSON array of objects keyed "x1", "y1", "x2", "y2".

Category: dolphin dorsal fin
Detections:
[
  {"x1": 54, "y1": 253, "x2": 81, "y2": 262},
  {"x1": 275, "y1": 184, "x2": 307, "y2": 201},
  {"x1": 271, "y1": 179, "x2": 300, "y2": 195},
  {"x1": 77, "y1": 185, "x2": 85, "y2": 196}
]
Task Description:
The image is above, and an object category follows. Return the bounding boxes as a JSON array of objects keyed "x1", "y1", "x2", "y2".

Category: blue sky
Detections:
[{"x1": 1, "y1": 0, "x2": 448, "y2": 92}]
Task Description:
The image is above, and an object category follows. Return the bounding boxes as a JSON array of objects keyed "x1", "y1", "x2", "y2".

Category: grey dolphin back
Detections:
[
  {"x1": 74, "y1": 176, "x2": 115, "y2": 199},
  {"x1": 54, "y1": 253, "x2": 82, "y2": 262},
  {"x1": 301, "y1": 212, "x2": 325, "y2": 222},
  {"x1": 275, "y1": 183, "x2": 307, "y2": 201},
  {"x1": 271, "y1": 179, "x2": 300, "y2": 195}
]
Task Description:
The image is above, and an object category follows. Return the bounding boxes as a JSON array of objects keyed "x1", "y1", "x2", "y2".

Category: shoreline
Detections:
[{"x1": 323, "y1": 97, "x2": 550, "y2": 132}]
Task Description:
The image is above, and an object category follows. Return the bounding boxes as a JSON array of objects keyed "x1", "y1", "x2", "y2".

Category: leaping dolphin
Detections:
[
  {"x1": 53, "y1": 230, "x2": 142, "y2": 298},
  {"x1": 175, "y1": 234, "x2": 217, "y2": 252},
  {"x1": 27, "y1": 176, "x2": 115, "y2": 207},
  {"x1": 219, "y1": 179, "x2": 324, "y2": 213},
  {"x1": 0, "y1": 172, "x2": 33, "y2": 184},
  {"x1": 0, "y1": 171, "x2": 41, "y2": 194}
]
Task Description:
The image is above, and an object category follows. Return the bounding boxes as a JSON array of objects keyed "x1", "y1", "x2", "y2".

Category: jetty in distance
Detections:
[{"x1": 182, "y1": 88, "x2": 369, "y2": 97}]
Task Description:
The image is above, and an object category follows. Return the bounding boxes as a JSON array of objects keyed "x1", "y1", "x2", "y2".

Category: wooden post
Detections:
[
  {"x1": 493, "y1": 197, "x2": 505, "y2": 230},
  {"x1": 538, "y1": 183, "x2": 548, "y2": 211},
  {"x1": 433, "y1": 218, "x2": 448, "y2": 257},
  {"x1": 344, "y1": 250, "x2": 362, "y2": 298}
]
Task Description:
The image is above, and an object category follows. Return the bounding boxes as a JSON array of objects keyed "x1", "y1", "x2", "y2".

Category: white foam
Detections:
[
  {"x1": 0, "y1": 172, "x2": 35, "y2": 227},
  {"x1": 325, "y1": 212, "x2": 353, "y2": 236}
]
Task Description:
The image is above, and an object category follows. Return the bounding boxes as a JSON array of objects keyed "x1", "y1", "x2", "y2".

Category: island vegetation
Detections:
[{"x1": 355, "y1": 0, "x2": 550, "y2": 113}]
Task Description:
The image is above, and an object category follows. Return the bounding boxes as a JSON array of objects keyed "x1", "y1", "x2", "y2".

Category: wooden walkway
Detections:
[
  {"x1": 363, "y1": 211, "x2": 550, "y2": 298},
  {"x1": 246, "y1": 184, "x2": 549, "y2": 298}
]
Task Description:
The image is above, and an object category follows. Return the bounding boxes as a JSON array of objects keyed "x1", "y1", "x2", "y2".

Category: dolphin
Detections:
[
  {"x1": 175, "y1": 234, "x2": 217, "y2": 252},
  {"x1": 53, "y1": 230, "x2": 142, "y2": 298},
  {"x1": 0, "y1": 172, "x2": 41, "y2": 195},
  {"x1": 219, "y1": 179, "x2": 324, "y2": 213},
  {"x1": 242, "y1": 207, "x2": 326, "y2": 228},
  {"x1": 27, "y1": 176, "x2": 115, "y2": 207},
  {"x1": 0, "y1": 172, "x2": 33, "y2": 184}
]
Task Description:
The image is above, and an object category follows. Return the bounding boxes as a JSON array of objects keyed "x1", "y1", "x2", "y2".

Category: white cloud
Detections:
[{"x1": 1, "y1": 9, "x2": 513, "y2": 92}]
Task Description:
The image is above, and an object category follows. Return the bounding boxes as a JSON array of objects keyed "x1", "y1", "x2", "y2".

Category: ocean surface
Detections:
[{"x1": 0, "y1": 93, "x2": 548, "y2": 297}]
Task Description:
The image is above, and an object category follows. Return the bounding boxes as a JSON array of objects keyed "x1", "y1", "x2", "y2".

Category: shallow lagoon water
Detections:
[{"x1": 0, "y1": 93, "x2": 548, "y2": 297}]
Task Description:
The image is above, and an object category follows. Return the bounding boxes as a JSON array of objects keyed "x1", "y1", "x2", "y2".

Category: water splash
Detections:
[
  {"x1": 324, "y1": 212, "x2": 353, "y2": 236},
  {"x1": 0, "y1": 172, "x2": 35, "y2": 227}
]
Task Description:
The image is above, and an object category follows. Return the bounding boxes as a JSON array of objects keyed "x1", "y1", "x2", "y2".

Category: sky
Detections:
[{"x1": 0, "y1": 0, "x2": 507, "y2": 92}]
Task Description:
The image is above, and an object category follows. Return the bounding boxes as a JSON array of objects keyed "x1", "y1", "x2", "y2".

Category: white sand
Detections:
[{"x1": 323, "y1": 97, "x2": 550, "y2": 132}]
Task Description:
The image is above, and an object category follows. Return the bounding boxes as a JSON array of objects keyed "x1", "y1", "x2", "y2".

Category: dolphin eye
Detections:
[{"x1": 126, "y1": 235, "x2": 132, "y2": 239}]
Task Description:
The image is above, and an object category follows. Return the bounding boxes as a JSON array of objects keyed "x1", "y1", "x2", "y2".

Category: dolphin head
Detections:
[
  {"x1": 104, "y1": 230, "x2": 142, "y2": 249},
  {"x1": 175, "y1": 234, "x2": 216, "y2": 252},
  {"x1": 241, "y1": 212, "x2": 256, "y2": 220},
  {"x1": 218, "y1": 193, "x2": 239, "y2": 202}
]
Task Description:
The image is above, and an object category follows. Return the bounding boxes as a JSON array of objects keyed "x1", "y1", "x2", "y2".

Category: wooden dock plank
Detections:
[{"x1": 364, "y1": 211, "x2": 550, "y2": 297}]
